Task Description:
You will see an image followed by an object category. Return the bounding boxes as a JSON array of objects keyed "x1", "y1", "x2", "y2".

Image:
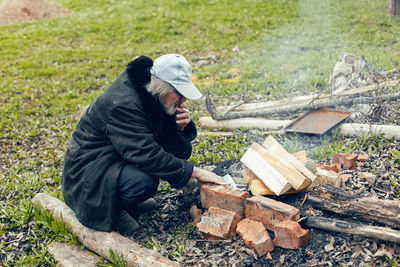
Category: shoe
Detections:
[
  {"x1": 128, "y1": 198, "x2": 157, "y2": 217},
  {"x1": 113, "y1": 210, "x2": 140, "y2": 235}
]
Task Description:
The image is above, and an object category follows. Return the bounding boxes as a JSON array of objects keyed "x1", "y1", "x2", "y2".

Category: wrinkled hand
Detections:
[
  {"x1": 191, "y1": 167, "x2": 227, "y2": 185},
  {"x1": 175, "y1": 103, "x2": 190, "y2": 131}
]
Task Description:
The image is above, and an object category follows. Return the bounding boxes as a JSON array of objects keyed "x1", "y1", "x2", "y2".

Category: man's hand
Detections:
[
  {"x1": 191, "y1": 167, "x2": 227, "y2": 185},
  {"x1": 175, "y1": 103, "x2": 190, "y2": 131}
]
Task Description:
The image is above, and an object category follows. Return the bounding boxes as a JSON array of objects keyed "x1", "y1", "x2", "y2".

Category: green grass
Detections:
[{"x1": 1, "y1": 0, "x2": 400, "y2": 265}]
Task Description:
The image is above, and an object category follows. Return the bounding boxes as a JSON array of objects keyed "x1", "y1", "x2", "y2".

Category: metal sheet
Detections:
[{"x1": 284, "y1": 108, "x2": 351, "y2": 135}]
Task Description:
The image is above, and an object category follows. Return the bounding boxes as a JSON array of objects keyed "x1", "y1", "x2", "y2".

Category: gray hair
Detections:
[
  {"x1": 146, "y1": 75, "x2": 175, "y2": 100},
  {"x1": 146, "y1": 75, "x2": 178, "y2": 115}
]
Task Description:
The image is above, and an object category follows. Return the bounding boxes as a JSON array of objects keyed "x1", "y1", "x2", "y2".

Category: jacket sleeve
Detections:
[{"x1": 105, "y1": 103, "x2": 193, "y2": 188}]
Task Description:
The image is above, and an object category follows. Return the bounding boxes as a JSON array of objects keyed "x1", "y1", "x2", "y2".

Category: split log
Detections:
[
  {"x1": 33, "y1": 193, "x2": 180, "y2": 267},
  {"x1": 242, "y1": 168, "x2": 298, "y2": 196},
  {"x1": 262, "y1": 135, "x2": 316, "y2": 186},
  {"x1": 240, "y1": 143, "x2": 292, "y2": 195},
  {"x1": 216, "y1": 80, "x2": 399, "y2": 113},
  {"x1": 199, "y1": 117, "x2": 400, "y2": 140},
  {"x1": 306, "y1": 184, "x2": 400, "y2": 229},
  {"x1": 206, "y1": 88, "x2": 400, "y2": 121},
  {"x1": 304, "y1": 216, "x2": 400, "y2": 244},
  {"x1": 48, "y1": 242, "x2": 101, "y2": 267}
]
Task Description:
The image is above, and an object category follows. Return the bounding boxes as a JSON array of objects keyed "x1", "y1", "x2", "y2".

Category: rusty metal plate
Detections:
[{"x1": 284, "y1": 108, "x2": 351, "y2": 135}]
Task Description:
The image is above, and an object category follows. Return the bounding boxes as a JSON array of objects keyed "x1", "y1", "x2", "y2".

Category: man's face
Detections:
[{"x1": 160, "y1": 89, "x2": 186, "y2": 115}]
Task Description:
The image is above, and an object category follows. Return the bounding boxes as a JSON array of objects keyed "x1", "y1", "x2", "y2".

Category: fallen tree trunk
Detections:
[
  {"x1": 33, "y1": 193, "x2": 180, "y2": 267},
  {"x1": 306, "y1": 184, "x2": 400, "y2": 229},
  {"x1": 48, "y1": 241, "x2": 101, "y2": 267},
  {"x1": 206, "y1": 91, "x2": 400, "y2": 121},
  {"x1": 198, "y1": 117, "x2": 400, "y2": 140},
  {"x1": 216, "y1": 79, "x2": 400, "y2": 114},
  {"x1": 304, "y1": 216, "x2": 400, "y2": 244}
]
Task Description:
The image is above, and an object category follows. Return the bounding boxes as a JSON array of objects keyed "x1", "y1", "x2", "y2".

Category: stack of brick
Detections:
[{"x1": 196, "y1": 184, "x2": 309, "y2": 257}]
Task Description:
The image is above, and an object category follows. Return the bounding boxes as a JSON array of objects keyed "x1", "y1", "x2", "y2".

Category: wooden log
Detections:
[
  {"x1": 199, "y1": 117, "x2": 400, "y2": 140},
  {"x1": 292, "y1": 151, "x2": 307, "y2": 163},
  {"x1": 306, "y1": 184, "x2": 400, "y2": 229},
  {"x1": 242, "y1": 168, "x2": 298, "y2": 196},
  {"x1": 304, "y1": 216, "x2": 400, "y2": 244},
  {"x1": 240, "y1": 144, "x2": 292, "y2": 195},
  {"x1": 199, "y1": 117, "x2": 291, "y2": 131},
  {"x1": 262, "y1": 135, "x2": 315, "y2": 187},
  {"x1": 216, "y1": 80, "x2": 400, "y2": 113},
  {"x1": 314, "y1": 168, "x2": 342, "y2": 188},
  {"x1": 32, "y1": 193, "x2": 180, "y2": 267},
  {"x1": 255, "y1": 143, "x2": 310, "y2": 190},
  {"x1": 48, "y1": 242, "x2": 101, "y2": 267}
]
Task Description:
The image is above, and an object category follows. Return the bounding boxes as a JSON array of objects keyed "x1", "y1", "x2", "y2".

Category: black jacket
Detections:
[{"x1": 62, "y1": 56, "x2": 196, "y2": 231}]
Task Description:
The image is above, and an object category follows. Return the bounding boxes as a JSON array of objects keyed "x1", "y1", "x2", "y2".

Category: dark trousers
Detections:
[{"x1": 118, "y1": 140, "x2": 192, "y2": 211}]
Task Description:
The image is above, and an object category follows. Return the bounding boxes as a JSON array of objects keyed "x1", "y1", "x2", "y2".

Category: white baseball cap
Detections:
[{"x1": 150, "y1": 54, "x2": 202, "y2": 100}]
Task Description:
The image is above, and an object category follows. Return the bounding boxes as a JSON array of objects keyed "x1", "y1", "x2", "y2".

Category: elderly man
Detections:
[{"x1": 62, "y1": 54, "x2": 226, "y2": 235}]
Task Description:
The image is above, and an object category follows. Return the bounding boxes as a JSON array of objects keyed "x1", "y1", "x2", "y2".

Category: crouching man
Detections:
[{"x1": 62, "y1": 54, "x2": 226, "y2": 235}]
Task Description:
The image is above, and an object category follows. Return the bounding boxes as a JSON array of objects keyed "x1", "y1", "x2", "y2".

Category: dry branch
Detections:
[
  {"x1": 33, "y1": 193, "x2": 180, "y2": 267},
  {"x1": 304, "y1": 216, "x2": 400, "y2": 244},
  {"x1": 306, "y1": 184, "x2": 400, "y2": 229}
]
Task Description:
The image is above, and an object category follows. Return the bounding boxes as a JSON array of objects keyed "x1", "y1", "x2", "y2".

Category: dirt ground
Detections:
[
  {"x1": 129, "y1": 96, "x2": 400, "y2": 266},
  {"x1": 0, "y1": 0, "x2": 69, "y2": 25}
]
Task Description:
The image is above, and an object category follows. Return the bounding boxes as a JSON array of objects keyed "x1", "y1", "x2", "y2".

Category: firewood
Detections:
[
  {"x1": 304, "y1": 216, "x2": 400, "y2": 244},
  {"x1": 240, "y1": 144, "x2": 292, "y2": 196},
  {"x1": 306, "y1": 184, "x2": 400, "y2": 228},
  {"x1": 262, "y1": 136, "x2": 315, "y2": 187},
  {"x1": 199, "y1": 117, "x2": 400, "y2": 140},
  {"x1": 32, "y1": 193, "x2": 180, "y2": 267},
  {"x1": 205, "y1": 80, "x2": 400, "y2": 121},
  {"x1": 216, "y1": 80, "x2": 399, "y2": 114}
]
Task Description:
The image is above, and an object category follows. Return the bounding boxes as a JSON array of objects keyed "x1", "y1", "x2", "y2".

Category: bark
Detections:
[
  {"x1": 304, "y1": 216, "x2": 400, "y2": 243},
  {"x1": 198, "y1": 117, "x2": 400, "y2": 140},
  {"x1": 306, "y1": 184, "x2": 400, "y2": 229},
  {"x1": 387, "y1": 0, "x2": 400, "y2": 16},
  {"x1": 48, "y1": 242, "x2": 101, "y2": 267},
  {"x1": 33, "y1": 193, "x2": 180, "y2": 267},
  {"x1": 206, "y1": 91, "x2": 400, "y2": 121}
]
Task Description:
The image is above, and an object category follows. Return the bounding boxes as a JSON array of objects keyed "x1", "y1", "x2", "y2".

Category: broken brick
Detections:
[
  {"x1": 340, "y1": 174, "x2": 353, "y2": 184},
  {"x1": 315, "y1": 168, "x2": 342, "y2": 187},
  {"x1": 245, "y1": 195, "x2": 300, "y2": 231},
  {"x1": 196, "y1": 207, "x2": 242, "y2": 239},
  {"x1": 334, "y1": 153, "x2": 357, "y2": 170},
  {"x1": 273, "y1": 220, "x2": 309, "y2": 249},
  {"x1": 361, "y1": 172, "x2": 376, "y2": 185},
  {"x1": 316, "y1": 163, "x2": 341, "y2": 173},
  {"x1": 357, "y1": 154, "x2": 369, "y2": 161},
  {"x1": 343, "y1": 154, "x2": 357, "y2": 170},
  {"x1": 236, "y1": 219, "x2": 274, "y2": 257},
  {"x1": 200, "y1": 184, "x2": 249, "y2": 217}
]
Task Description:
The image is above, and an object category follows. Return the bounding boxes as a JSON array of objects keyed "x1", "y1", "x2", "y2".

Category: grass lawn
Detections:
[{"x1": 0, "y1": 0, "x2": 399, "y2": 265}]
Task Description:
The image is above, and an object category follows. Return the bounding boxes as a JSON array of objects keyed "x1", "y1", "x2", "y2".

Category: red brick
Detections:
[
  {"x1": 316, "y1": 163, "x2": 341, "y2": 173},
  {"x1": 273, "y1": 220, "x2": 309, "y2": 249},
  {"x1": 196, "y1": 207, "x2": 242, "y2": 240},
  {"x1": 333, "y1": 153, "x2": 347, "y2": 165},
  {"x1": 200, "y1": 184, "x2": 249, "y2": 217},
  {"x1": 236, "y1": 219, "x2": 274, "y2": 257},
  {"x1": 343, "y1": 154, "x2": 357, "y2": 170},
  {"x1": 357, "y1": 154, "x2": 369, "y2": 161},
  {"x1": 245, "y1": 195, "x2": 300, "y2": 231},
  {"x1": 334, "y1": 153, "x2": 357, "y2": 170}
]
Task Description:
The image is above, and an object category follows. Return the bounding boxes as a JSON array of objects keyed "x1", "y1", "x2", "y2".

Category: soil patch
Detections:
[{"x1": 0, "y1": 0, "x2": 70, "y2": 25}]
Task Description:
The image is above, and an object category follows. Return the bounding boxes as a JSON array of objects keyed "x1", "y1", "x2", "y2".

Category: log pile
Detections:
[{"x1": 240, "y1": 135, "x2": 319, "y2": 196}]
